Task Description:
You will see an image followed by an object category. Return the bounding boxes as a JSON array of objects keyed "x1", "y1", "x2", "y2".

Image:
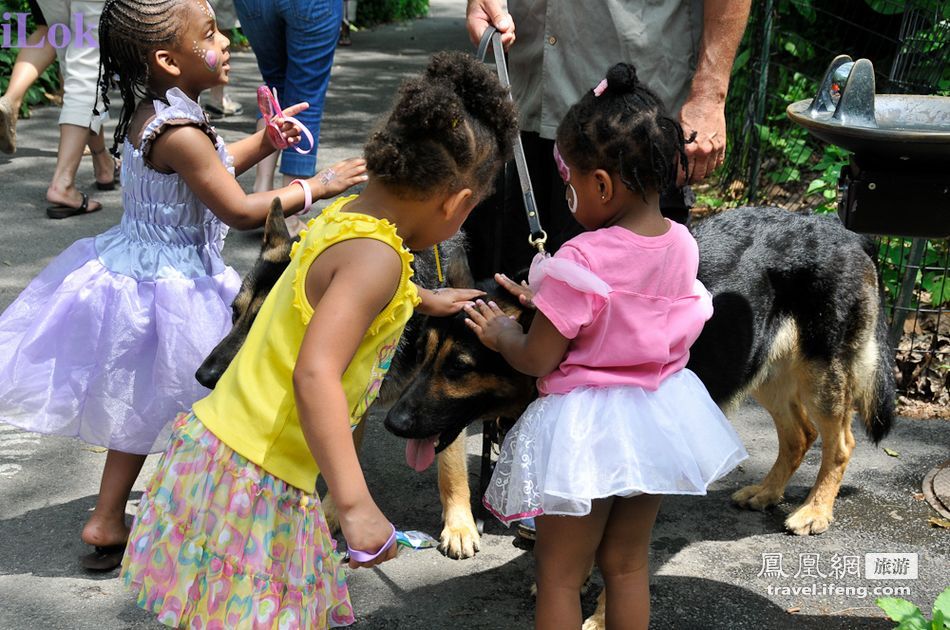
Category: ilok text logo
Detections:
[{"x1": 2, "y1": 13, "x2": 98, "y2": 49}]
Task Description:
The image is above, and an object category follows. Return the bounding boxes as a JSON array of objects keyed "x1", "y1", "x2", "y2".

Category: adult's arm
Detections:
[{"x1": 679, "y1": 0, "x2": 752, "y2": 184}]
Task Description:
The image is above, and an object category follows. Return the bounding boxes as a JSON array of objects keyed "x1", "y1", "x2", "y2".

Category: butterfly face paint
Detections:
[
  {"x1": 191, "y1": 1, "x2": 218, "y2": 72},
  {"x1": 195, "y1": 0, "x2": 214, "y2": 19},
  {"x1": 192, "y1": 41, "x2": 219, "y2": 72},
  {"x1": 565, "y1": 183, "x2": 578, "y2": 214},
  {"x1": 553, "y1": 143, "x2": 578, "y2": 214}
]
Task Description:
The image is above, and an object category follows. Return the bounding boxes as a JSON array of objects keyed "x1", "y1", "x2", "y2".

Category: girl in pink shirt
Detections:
[{"x1": 465, "y1": 63, "x2": 747, "y2": 630}]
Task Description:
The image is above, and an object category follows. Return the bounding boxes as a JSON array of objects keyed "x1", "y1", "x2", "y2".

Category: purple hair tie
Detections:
[{"x1": 593, "y1": 78, "x2": 608, "y2": 97}]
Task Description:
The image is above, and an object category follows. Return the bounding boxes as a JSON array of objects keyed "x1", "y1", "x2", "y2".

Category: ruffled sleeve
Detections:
[
  {"x1": 289, "y1": 198, "x2": 420, "y2": 333},
  {"x1": 140, "y1": 87, "x2": 221, "y2": 167},
  {"x1": 531, "y1": 245, "x2": 611, "y2": 339}
]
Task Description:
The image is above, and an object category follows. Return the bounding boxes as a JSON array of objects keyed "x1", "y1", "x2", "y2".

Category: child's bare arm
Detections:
[
  {"x1": 150, "y1": 126, "x2": 366, "y2": 230},
  {"x1": 227, "y1": 129, "x2": 280, "y2": 177},
  {"x1": 464, "y1": 300, "x2": 569, "y2": 377},
  {"x1": 294, "y1": 238, "x2": 402, "y2": 568}
]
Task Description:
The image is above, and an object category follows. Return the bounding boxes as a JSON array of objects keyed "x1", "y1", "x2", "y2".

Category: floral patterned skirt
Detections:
[{"x1": 121, "y1": 413, "x2": 354, "y2": 629}]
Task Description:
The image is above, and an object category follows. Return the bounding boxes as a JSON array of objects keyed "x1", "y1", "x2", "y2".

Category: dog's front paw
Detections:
[
  {"x1": 785, "y1": 503, "x2": 834, "y2": 535},
  {"x1": 581, "y1": 590, "x2": 606, "y2": 630},
  {"x1": 439, "y1": 510, "x2": 481, "y2": 559},
  {"x1": 732, "y1": 484, "x2": 784, "y2": 511}
]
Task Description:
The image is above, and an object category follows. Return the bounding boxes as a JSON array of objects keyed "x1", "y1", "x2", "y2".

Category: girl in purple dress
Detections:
[{"x1": 0, "y1": 0, "x2": 365, "y2": 571}]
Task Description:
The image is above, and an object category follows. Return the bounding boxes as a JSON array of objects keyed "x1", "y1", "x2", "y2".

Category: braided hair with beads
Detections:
[
  {"x1": 96, "y1": 0, "x2": 188, "y2": 157},
  {"x1": 364, "y1": 51, "x2": 518, "y2": 200},
  {"x1": 556, "y1": 63, "x2": 695, "y2": 201}
]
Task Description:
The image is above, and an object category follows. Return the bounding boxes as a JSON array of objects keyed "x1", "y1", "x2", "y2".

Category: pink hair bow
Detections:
[{"x1": 553, "y1": 143, "x2": 570, "y2": 182}]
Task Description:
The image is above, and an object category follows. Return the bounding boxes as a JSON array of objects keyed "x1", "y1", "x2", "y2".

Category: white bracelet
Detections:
[{"x1": 290, "y1": 178, "x2": 312, "y2": 214}]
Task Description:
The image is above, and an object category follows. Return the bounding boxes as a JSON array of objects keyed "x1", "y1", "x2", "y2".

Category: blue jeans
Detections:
[{"x1": 233, "y1": 0, "x2": 342, "y2": 177}]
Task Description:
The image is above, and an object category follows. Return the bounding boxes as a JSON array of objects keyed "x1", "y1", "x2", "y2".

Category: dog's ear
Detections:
[
  {"x1": 485, "y1": 283, "x2": 529, "y2": 322},
  {"x1": 263, "y1": 198, "x2": 292, "y2": 251},
  {"x1": 445, "y1": 249, "x2": 475, "y2": 289}
]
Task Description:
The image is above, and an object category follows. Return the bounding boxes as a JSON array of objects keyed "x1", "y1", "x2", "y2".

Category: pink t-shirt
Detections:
[{"x1": 533, "y1": 221, "x2": 713, "y2": 395}]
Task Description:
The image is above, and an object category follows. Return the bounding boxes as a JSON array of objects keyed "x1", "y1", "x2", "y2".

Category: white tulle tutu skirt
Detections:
[{"x1": 483, "y1": 369, "x2": 748, "y2": 524}]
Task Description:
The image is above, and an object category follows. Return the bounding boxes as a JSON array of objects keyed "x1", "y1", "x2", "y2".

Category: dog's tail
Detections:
[{"x1": 853, "y1": 238, "x2": 896, "y2": 444}]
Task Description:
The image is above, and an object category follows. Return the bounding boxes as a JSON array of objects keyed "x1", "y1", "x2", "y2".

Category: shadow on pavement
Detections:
[{"x1": 0, "y1": 492, "x2": 142, "y2": 580}]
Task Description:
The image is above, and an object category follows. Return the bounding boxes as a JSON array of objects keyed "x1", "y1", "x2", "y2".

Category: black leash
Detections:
[{"x1": 477, "y1": 27, "x2": 547, "y2": 254}]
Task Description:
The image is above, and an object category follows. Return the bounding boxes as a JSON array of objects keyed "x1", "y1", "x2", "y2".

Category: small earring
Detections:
[{"x1": 600, "y1": 194, "x2": 605, "y2": 200}]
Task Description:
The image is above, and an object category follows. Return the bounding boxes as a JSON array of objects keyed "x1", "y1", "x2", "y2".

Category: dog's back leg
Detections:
[
  {"x1": 785, "y1": 359, "x2": 856, "y2": 535},
  {"x1": 437, "y1": 433, "x2": 480, "y2": 559},
  {"x1": 734, "y1": 353, "x2": 818, "y2": 511}
]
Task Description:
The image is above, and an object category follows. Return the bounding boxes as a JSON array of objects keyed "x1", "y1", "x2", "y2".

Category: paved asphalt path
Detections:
[{"x1": 0, "y1": 1, "x2": 947, "y2": 628}]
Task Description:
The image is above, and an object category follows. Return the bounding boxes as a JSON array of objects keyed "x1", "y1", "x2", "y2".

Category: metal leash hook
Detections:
[{"x1": 478, "y1": 26, "x2": 547, "y2": 255}]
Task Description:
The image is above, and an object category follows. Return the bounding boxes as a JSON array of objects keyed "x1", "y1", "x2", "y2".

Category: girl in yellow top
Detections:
[{"x1": 121, "y1": 51, "x2": 517, "y2": 629}]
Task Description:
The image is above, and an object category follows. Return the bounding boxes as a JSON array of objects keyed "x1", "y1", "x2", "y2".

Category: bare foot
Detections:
[{"x1": 81, "y1": 511, "x2": 130, "y2": 548}]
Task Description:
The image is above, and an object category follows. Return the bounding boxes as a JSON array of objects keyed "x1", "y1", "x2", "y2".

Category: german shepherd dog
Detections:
[{"x1": 384, "y1": 205, "x2": 895, "y2": 541}]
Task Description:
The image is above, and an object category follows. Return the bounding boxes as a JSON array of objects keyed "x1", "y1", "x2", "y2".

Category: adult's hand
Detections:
[
  {"x1": 678, "y1": 95, "x2": 727, "y2": 184},
  {"x1": 466, "y1": 0, "x2": 515, "y2": 49},
  {"x1": 678, "y1": 0, "x2": 751, "y2": 184}
]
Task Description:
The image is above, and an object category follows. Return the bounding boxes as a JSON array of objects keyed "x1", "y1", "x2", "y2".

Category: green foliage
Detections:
[
  {"x1": 879, "y1": 240, "x2": 950, "y2": 307},
  {"x1": 356, "y1": 0, "x2": 429, "y2": 27},
  {"x1": 225, "y1": 27, "x2": 249, "y2": 50},
  {"x1": 802, "y1": 144, "x2": 850, "y2": 214},
  {"x1": 0, "y1": 0, "x2": 61, "y2": 117},
  {"x1": 750, "y1": 68, "x2": 850, "y2": 212},
  {"x1": 725, "y1": 0, "x2": 950, "y2": 205},
  {"x1": 876, "y1": 586, "x2": 950, "y2": 629}
]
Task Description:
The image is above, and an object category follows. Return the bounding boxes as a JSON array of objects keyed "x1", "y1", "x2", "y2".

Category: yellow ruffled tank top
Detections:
[{"x1": 194, "y1": 195, "x2": 420, "y2": 491}]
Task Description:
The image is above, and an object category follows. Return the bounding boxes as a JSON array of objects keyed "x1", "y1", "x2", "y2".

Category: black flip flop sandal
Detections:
[
  {"x1": 46, "y1": 193, "x2": 102, "y2": 219},
  {"x1": 79, "y1": 544, "x2": 125, "y2": 572}
]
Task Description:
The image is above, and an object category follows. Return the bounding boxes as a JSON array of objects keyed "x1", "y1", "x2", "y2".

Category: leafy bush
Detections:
[
  {"x1": 0, "y1": 0, "x2": 61, "y2": 117},
  {"x1": 356, "y1": 0, "x2": 428, "y2": 27},
  {"x1": 877, "y1": 586, "x2": 949, "y2": 629}
]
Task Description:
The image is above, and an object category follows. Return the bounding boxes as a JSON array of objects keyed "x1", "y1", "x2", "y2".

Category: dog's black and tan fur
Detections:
[
  {"x1": 199, "y1": 202, "x2": 895, "y2": 568},
  {"x1": 385, "y1": 205, "x2": 895, "y2": 541}
]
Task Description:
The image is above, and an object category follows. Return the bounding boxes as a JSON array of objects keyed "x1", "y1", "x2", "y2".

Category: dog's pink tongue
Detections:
[{"x1": 406, "y1": 438, "x2": 436, "y2": 472}]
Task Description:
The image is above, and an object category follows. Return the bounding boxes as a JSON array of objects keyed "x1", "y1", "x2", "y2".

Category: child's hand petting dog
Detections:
[
  {"x1": 464, "y1": 299, "x2": 522, "y2": 352},
  {"x1": 495, "y1": 272, "x2": 535, "y2": 309},
  {"x1": 416, "y1": 287, "x2": 486, "y2": 317},
  {"x1": 309, "y1": 158, "x2": 369, "y2": 199}
]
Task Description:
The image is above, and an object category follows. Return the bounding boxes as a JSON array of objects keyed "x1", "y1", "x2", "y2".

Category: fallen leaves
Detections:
[{"x1": 894, "y1": 312, "x2": 950, "y2": 417}]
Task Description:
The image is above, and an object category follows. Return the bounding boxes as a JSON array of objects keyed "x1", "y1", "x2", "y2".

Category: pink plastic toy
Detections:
[{"x1": 257, "y1": 85, "x2": 314, "y2": 155}]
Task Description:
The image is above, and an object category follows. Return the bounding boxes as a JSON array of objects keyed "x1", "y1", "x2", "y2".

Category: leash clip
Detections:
[{"x1": 529, "y1": 230, "x2": 548, "y2": 254}]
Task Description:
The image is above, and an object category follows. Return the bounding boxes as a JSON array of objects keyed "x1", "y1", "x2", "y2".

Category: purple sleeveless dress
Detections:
[{"x1": 0, "y1": 88, "x2": 241, "y2": 454}]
